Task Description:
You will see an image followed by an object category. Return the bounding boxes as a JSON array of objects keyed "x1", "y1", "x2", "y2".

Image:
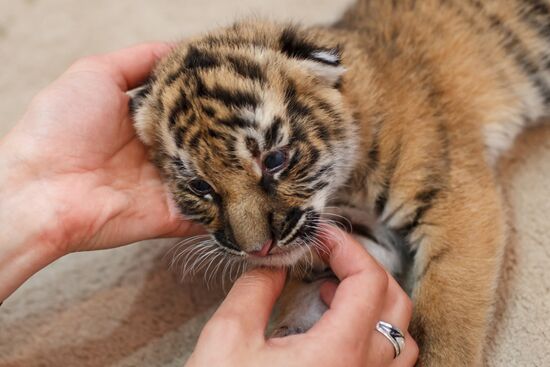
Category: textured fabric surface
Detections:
[{"x1": 0, "y1": 1, "x2": 549, "y2": 366}]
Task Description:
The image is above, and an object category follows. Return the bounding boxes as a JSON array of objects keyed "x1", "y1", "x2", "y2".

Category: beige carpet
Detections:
[{"x1": 0, "y1": 1, "x2": 549, "y2": 366}]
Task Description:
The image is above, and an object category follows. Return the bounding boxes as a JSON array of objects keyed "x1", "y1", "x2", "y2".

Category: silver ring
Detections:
[{"x1": 375, "y1": 321, "x2": 405, "y2": 358}]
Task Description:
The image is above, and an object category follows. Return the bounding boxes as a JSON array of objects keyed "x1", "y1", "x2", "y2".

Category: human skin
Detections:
[
  {"x1": 0, "y1": 43, "x2": 203, "y2": 301},
  {"x1": 187, "y1": 227, "x2": 419, "y2": 367},
  {"x1": 0, "y1": 43, "x2": 417, "y2": 367}
]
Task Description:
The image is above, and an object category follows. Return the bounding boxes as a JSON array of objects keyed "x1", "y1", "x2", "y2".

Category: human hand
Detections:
[
  {"x1": 186, "y1": 227, "x2": 418, "y2": 367},
  {"x1": 0, "y1": 43, "x2": 202, "y2": 257}
]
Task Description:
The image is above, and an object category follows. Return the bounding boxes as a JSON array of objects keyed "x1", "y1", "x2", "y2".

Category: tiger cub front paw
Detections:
[{"x1": 269, "y1": 278, "x2": 328, "y2": 338}]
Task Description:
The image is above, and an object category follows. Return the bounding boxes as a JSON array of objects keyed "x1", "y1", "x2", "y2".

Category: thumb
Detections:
[
  {"x1": 212, "y1": 267, "x2": 287, "y2": 336},
  {"x1": 320, "y1": 280, "x2": 338, "y2": 306}
]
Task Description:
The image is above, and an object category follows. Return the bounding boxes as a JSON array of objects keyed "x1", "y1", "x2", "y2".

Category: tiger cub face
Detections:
[{"x1": 132, "y1": 21, "x2": 358, "y2": 266}]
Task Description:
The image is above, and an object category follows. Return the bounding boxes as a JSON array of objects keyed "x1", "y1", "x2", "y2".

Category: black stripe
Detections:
[
  {"x1": 301, "y1": 210, "x2": 321, "y2": 238},
  {"x1": 207, "y1": 128, "x2": 224, "y2": 139},
  {"x1": 174, "y1": 126, "x2": 187, "y2": 147},
  {"x1": 165, "y1": 69, "x2": 184, "y2": 86},
  {"x1": 289, "y1": 124, "x2": 308, "y2": 145},
  {"x1": 469, "y1": 0, "x2": 550, "y2": 104},
  {"x1": 294, "y1": 147, "x2": 320, "y2": 180},
  {"x1": 393, "y1": 184, "x2": 442, "y2": 240},
  {"x1": 188, "y1": 112, "x2": 197, "y2": 125},
  {"x1": 177, "y1": 205, "x2": 203, "y2": 218},
  {"x1": 394, "y1": 211, "x2": 423, "y2": 240},
  {"x1": 288, "y1": 190, "x2": 312, "y2": 200},
  {"x1": 226, "y1": 55, "x2": 267, "y2": 83},
  {"x1": 315, "y1": 98, "x2": 343, "y2": 124},
  {"x1": 171, "y1": 158, "x2": 188, "y2": 173},
  {"x1": 416, "y1": 247, "x2": 450, "y2": 282},
  {"x1": 521, "y1": 0, "x2": 550, "y2": 41},
  {"x1": 198, "y1": 83, "x2": 260, "y2": 109},
  {"x1": 375, "y1": 144, "x2": 401, "y2": 216},
  {"x1": 214, "y1": 229, "x2": 241, "y2": 252},
  {"x1": 164, "y1": 46, "x2": 220, "y2": 87},
  {"x1": 367, "y1": 142, "x2": 380, "y2": 172},
  {"x1": 415, "y1": 187, "x2": 441, "y2": 205},
  {"x1": 226, "y1": 135, "x2": 237, "y2": 154},
  {"x1": 297, "y1": 164, "x2": 332, "y2": 184},
  {"x1": 280, "y1": 149, "x2": 302, "y2": 180},
  {"x1": 280, "y1": 27, "x2": 341, "y2": 66},
  {"x1": 313, "y1": 121, "x2": 331, "y2": 142},
  {"x1": 284, "y1": 80, "x2": 313, "y2": 119},
  {"x1": 200, "y1": 215, "x2": 215, "y2": 225},
  {"x1": 279, "y1": 207, "x2": 304, "y2": 240},
  {"x1": 264, "y1": 117, "x2": 283, "y2": 149},
  {"x1": 168, "y1": 90, "x2": 191, "y2": 126},
  {"x1": 311, "y1": 181, "x2": 330, "y2": 191},
  {"x1": 375, "y1": 190, "x2": 389, "y2": 218},
  {"x1": 351, "y1": 222, "x2": 378, "y2": 244},
  {"x1": 286, "y1": 210, "x2": 319, "y2": 245},
  {"x1": 203, "y1": 105, "x2": 216, "y2": 118},
  {"x1": 218, "y1": 116, "x2": 255, "y2": 129},
  {"x1": 245, "y1": 136, "x2": 260, "y2": 157},
  {"x1": 287, "y1": 98, "x2": 312, "y2": 119},
  {"x1": 184, "y1": 46, "x2": 220, "y2": 70},
  {"x1": 188, "y1": 130, "x2": 202, "y2": 149},
  {"x1": 287, "y1": 149, "x2": 302, "y2": 171},
  {"x1": 225, "y1": 152, "x2": 243, "y2": 170},
  {"x1": 130, "y1": 82, "x2": 151, "y2": 113}
]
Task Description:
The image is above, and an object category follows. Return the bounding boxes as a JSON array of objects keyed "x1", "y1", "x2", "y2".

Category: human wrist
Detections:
[{"x1": 0, "y1": 132, "x2": 67, "y2": 302}]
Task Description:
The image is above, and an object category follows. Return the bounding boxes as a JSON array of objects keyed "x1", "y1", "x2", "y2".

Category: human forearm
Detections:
[{"x1": 0, "y1": 133, "x2": 65, "y2": 302}]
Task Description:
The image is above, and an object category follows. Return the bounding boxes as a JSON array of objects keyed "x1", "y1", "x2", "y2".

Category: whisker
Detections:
[
  {"x1": 320, "y1": 211, "x2": 353, "y2": 232},
  {"x1": 192, "y1": 245, "x2": 220, "y2": 276},
  {"x1": 203, "y1": 251, "x2": 224, "y2": 287},
  {"x1": 170, "y1": 236, "x2": 212, "y2": 270},
  {"x1": 181, "y1": 241, "x2": 216, "y2": 279}
]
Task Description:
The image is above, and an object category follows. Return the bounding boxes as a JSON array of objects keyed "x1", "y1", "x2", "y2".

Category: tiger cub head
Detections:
[{"x1": 132, "y1": 21, "x2": 358, "y2": 267}]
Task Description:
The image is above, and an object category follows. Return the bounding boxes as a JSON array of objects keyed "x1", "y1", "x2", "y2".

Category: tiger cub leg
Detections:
[
  {"x1": 270, "y1": 276, "x2": 328, "y2": 337},
  {"x1": 409, "y1": 174, "x2": 506, "y2": 366}
]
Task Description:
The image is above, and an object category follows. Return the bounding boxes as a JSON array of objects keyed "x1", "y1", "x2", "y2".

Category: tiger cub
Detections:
[{"x1": 131, "y1": 0, "x2": 550, "y2": 365}]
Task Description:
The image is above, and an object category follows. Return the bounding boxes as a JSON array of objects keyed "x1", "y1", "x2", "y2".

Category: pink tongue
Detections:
[{"x1": 252, "y1": 239, "x2": 273, "y2": 257}]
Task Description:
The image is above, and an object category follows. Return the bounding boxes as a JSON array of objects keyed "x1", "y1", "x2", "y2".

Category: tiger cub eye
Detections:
[
  {"x1": 263, "y1": 150, "x2": 287, "y2": 173},
  {"x1": 189, "y1": 179, "x2": 213, "y2": 196}
]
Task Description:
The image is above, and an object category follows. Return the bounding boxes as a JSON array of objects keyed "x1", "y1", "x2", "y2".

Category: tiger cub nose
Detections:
[{"x1": 249, "y1": 239, "x2": 274, "y2": 257}]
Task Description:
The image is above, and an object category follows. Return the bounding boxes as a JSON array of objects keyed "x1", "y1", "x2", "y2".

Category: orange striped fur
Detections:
[{"x1": 132, "y1": 1, "x2": 550, "y2": 365}]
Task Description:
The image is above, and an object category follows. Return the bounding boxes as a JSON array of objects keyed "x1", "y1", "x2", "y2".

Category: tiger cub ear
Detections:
[
  {"x1": 280, "y1": 27, "x2": 345, "y2": 87},
  {"x1": 129, "y1": 82, "x2": 156, "y2": 146}
]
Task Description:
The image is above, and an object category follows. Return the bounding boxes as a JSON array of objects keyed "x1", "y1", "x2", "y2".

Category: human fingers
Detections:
[
  {"x1": 319, "y1": 269, "x2": 414, "y2": 365},
  {"x1": 319, "y1": 257, "x2": 411, "y2": 331},
  {"x1": 320, "y1": 226, "x2": 387, "y2": 280},
  {"x1": 353, "y1": 256, "x2": 411, "y2": 363},
  {"x1": 69, "y1": 42, "x2": 173, "y2": 90},
  {"x1": 390, "y1": 332, "x2": 419, "y2": 367},
  {"x1": 310, "y1": 227, "x2": 389, "y2": 338},
  {"x1": 207, "y1": 267, "x2": 286, "y2": 338},
  {"x1": 319, "y1": 280, "x2": 337, "y2": 305},
  {"x1": 378, "y1": 274, "x2": 413, "y2": 337}
]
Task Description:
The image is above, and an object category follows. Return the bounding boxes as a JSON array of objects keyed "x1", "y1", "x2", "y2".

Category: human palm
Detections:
[{"x1": 6, "y1": 44, "x2": 200, "y2": 253}]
